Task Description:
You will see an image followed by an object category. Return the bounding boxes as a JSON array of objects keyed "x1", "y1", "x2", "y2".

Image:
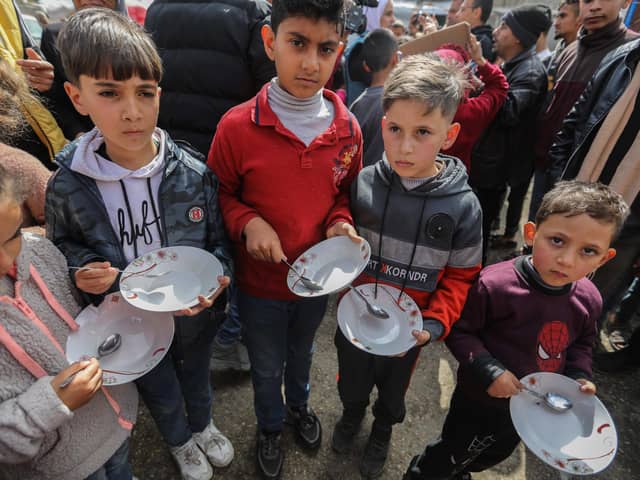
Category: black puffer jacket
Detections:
[
  {"x1": 145, "y1": 0, "x2": 276, "y2": 155},
  {"x1": 470, "y1": 48, "x2": 547, "y2": 188},
  {"x1": 549, "y1": 39, "x2": 640, "y2": 183}
]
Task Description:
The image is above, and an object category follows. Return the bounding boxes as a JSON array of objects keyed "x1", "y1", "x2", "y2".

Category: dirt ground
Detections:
[{"x1": 130, "y1": 293, "x2": 640, "y2": 480}]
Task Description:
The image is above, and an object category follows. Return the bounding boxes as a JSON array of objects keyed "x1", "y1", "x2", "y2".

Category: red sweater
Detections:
[
  {"x1": 442, "y1": 61, "x2": 509, "y2": 171},
  {"x1": 207, "y1": 85, "x2": 363, "y2": 300}
]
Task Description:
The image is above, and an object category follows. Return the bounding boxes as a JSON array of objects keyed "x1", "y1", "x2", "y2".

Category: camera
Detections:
[{"x1": 344, "y1": 0, "x2": 380, "y2": 34}]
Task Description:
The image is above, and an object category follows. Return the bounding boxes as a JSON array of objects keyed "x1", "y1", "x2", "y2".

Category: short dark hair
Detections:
[
  {"x1": 57, "y1": 8, "x2": 162, "y2": 85},
  {"x1": 382, "y1": 54, "x2": 469, "y2": 121},
  {"x1": 363, "y1": 28, "x2": 398, "y2": 73},
  {"x1": 536, "y1": 181, "x2": 629, "y2": 238},
  {"x1": 559, "y1": 0, "x2": 579, "y2": 14},
  {"x1": 472, "y1": 0, "x2": 493, "y2": 24},
  {"x1": 270, "y1": 0, "x2": 345, "y2": 34}
]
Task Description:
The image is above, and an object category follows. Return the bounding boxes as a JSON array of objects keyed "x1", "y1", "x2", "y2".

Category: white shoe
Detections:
[
  {"x1": 193, "y1": 420, "x2": 235, "y2": 467},
  {"x1": 169, "y1": 437, "x2": 213, "y2": 480}
]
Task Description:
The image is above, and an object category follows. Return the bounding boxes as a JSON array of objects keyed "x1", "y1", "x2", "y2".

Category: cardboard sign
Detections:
[{"x1": 399, "y1": 22, "x2": 471, "y2": 56}]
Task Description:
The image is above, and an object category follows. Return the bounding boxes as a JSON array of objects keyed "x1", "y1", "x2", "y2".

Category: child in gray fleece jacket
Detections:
[{"x1": 0, "y1": 165, "x2": 138, "y2": 480}]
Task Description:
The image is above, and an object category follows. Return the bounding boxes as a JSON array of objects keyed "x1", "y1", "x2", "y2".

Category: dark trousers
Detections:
[
  {"x1": 334, "y1": 328, "x2": 420, "y2": 428},
  {"x1": 504, "y1": 181, "x2": 530, "y2": 238},
  {"x1": 474, "y1": 186, "x2": 506, "y2": 263},
  {"x1": 411, "y1": 387, "x2": 520, "y2": 479},
  {"x1": 240, "y1": 290, "x2": 328, "y2": 432},
  {"x1": 135, "y1": 311, "x2": 219, "y2": 447}
]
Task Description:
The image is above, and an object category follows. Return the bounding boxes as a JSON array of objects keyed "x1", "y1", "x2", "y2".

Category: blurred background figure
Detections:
[
  {"x1": 455, "y1": 0, "x2": 495, "y2": 61},
  {"x1": 445, "y1": 0, "x2": 462, "y2": 26}
]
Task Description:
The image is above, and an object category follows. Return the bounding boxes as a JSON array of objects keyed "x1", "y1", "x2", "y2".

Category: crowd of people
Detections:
[{"x1": 0, "y1": 0, "x2": 639, "y2": 479}]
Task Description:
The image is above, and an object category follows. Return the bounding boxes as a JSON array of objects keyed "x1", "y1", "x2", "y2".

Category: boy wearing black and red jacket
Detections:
[
  {"x1": 333, "y1": 54, "x2": 482, "y2": 480},
  {"x1": 404, "y1": 181, "x2": 628, "y2": 480}
]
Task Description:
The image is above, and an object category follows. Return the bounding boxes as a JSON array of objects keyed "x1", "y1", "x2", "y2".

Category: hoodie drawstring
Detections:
[{"x1": 373, "y1": 175, "x2": 429, "y2": 302}]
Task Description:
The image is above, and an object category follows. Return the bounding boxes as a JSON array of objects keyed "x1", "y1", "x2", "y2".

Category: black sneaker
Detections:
[
  {"x1": 359, "y1": 425, "x2": 391, "y2": 479},
  {"x1": 285, "y1": 405, "x2": 322, "y2": 450},
  {"x1": 331, "y1": 412, "x2": 364, "y2": 454},
  {"x1": 256, "y1": 430, "x2": 284, "y2": 480}
]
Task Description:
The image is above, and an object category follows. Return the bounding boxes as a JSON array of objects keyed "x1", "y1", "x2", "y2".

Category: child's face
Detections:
[
  {"x1": 382, "y1": 99, "x2": 459, "y2": 178},
  {"x1": 65, "y1": 74, "x2": 160, "y2": 165},
  {"x1": 262, "y1": 17, "x2": 343, "y2": 99},
  {"x1": 524, "y1": 213, "x2": 616, "y2": 287},
  {"x1": 0, "y1": 199, "x2": 22, "y2": 277}
]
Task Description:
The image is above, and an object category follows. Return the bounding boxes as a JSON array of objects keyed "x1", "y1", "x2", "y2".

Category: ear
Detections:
[
  {"x1": 391, "y1": 51, "x2": 400, "y2": 67},
  {"x1": 599, "y1": 248, "x2": 617, "y2": 267},
  {"x1": 261, "y1": 24, "x2": 276, "y2": 61},
  {"x1": 523, "y1": 221, "x2": 537, "y2": 247},
  {"x1": 363, "y1": 61, "x2": 372, "y2": 73},
  {"x1": 441, "y1": 122, "x2": 460, "y2": 150},
  {"x1": 64, "y1": 81, "x2": 89, "y2": 116},
  {"x1": 337, "y1": 41, "x2": 345, "y2": 58},
  {"x1": 157, "y1": 86, "x2": 162, "y2": 97}
]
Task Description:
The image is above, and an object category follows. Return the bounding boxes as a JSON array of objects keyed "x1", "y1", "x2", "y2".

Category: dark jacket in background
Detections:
[
  {"x1": 472, "y1": 24, "x2": 496, "y2": 63},
  {"x1": 145, "y1": 0, "x2": 276, "y2": 156},
  {"x1": 470, "y1": 48, "x2": 547, "y2": 189},
  {"x1": 40, "y1": 22, "x2": 94, "y2": 141},
  {"x1": 549, "y1": 39, "x2": 640, "y2": 214}
]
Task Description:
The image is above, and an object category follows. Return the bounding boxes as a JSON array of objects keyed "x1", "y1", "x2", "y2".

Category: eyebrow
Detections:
[
  {"x1": 93, "y1": 81, "x2": 157, "y2": 89},
  {"x1": 287, "y1": 31, "x2": 339, "y2": 48}
]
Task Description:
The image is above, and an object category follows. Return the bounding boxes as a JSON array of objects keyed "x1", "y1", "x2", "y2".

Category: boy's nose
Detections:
[
  {"x1": 122, "y1": 97, "x2": 142, "y2": 121},
  {"x1": 557, "y1": 250, "x2": 576, "y2": 268},
  {"x1": 301, "y1": 52, "x2": 320, "y2": 74}
]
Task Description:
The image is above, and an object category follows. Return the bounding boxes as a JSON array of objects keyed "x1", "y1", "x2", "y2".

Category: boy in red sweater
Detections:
[{"x1": 207, "y1": 1, "x2": 362, "y2": 478}]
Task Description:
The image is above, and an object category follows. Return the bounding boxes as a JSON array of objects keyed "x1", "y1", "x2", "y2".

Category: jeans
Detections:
[
  {"x1": 504, "y1": 180, "x2": 530, "y2": 238},
  {"x1": 239, "y1": 290, "x2": 328, "y2": 432},
  {"x1": 135, "y1": 310, "x2": 220, "y2": 447},
  {"x1": 216, "y1": 283, "x2": 242, "y2": 346},
  {"x1": 85, "y1": 439, "x2": 132, "y2": 480},
  {"x1": 528, "y1": 168, "x2": 550, "y2": 221}
]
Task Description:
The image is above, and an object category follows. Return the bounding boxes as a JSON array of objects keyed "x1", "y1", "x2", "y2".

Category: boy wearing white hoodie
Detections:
[{"x1": 45, "y1": 9, "x2": 233, "y2": 480}]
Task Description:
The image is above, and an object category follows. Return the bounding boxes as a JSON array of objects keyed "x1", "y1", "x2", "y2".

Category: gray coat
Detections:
[{"x1": 0, "y1": 234, "x2": 137, "y2": 480}]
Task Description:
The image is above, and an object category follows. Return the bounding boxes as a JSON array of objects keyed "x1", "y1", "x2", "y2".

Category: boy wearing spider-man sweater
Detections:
[{"x1": 404, "y1": 181, "x2": 628, "y2": 480}]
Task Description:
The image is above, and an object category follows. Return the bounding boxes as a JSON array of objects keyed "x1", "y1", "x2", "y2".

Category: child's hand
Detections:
[
  {"x1": 487, "y1": 370, "x2": 522, "y2": 398},
  {"x1": 394, "y1": 330, "x2": 431, "y2": 357},
  {"x1": 326, "y1": 222, "x2": 362, "y2": 243},
  {"x1": 178, "y1": 276, "x2": 230, "y2": 316},
  {"x1": 243, "y1": 217, "x2": 285, "y2": 263},
  {"x1": 51, "y1": 358, "x2": 103, "y2": 411},
  {"x1": 576, "y1": 378, "x2": 597, "y2": 395},
  {"x1": 74, "y1": 261, "x2": 119, "y2": 295}
]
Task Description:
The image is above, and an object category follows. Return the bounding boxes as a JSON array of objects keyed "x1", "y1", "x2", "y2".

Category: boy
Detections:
[
  {"x1": 207, "y1": 1, "x2": 362, "y2": 478},
  {"x1": 334, "y1": 54, "x2": 483, "y2": 480},
  {"x1": 350, "y1": 28, "x2": 398, "y2": 168},
  {"x1": 403, "y1": 181, "x2": 628, "y2": 480},
  {"x1": 45, "y1": 9, "x2": 234, "y2": 480}
]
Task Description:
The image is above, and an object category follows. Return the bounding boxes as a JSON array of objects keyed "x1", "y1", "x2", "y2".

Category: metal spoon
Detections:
[
  {"x1": 348, "y1": 285, "x2": 390, "y2": 319},
  {"x1": 282, "y1": 260, "x2": 324, "y2": 291},
  {"x1": 60, "y1": 333, "x2": 122, "y2": 388},
  {"x1": 69, "y1": 266, "x2": 169, "y2": 279},
  {"x1": 522, "y1": 385, "x2": 573, "y2": 412}
]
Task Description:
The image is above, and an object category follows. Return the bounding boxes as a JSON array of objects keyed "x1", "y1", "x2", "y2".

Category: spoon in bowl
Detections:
[
  {"x1": 282, "y1": 260, "x2": 324, "y2": 291},
  {"x1": 348, "y1": 285, "x2": 390, "y2": 319},
  {"x1": 521, "y1": 385, "x2": 573, "y2": 412},
  {"x1": 59, "y1": 333, "x2": 122, "y2": 388}
]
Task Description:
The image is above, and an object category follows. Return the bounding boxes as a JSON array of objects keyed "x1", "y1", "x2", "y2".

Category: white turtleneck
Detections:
[{"x1": 267, "y1": 78, "x2": 335, "y2": 147}]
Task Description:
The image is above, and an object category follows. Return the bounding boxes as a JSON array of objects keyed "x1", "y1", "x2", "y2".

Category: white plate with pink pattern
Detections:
[
  {"x1": 66, "y1": 293, "x2": 174, "y2": 385},
  {"x1": 119, "y1": 246, "x2": 223, "y2": 312},
  {"x1": 510, "y1": 372, "x2": 617, "y2": 475},
  {"x1": 286, "y1": 237, "x2": 371, "y2": 297},
  {"x1": 337, "y1": 283, "x2": 421, "y2": 356}
]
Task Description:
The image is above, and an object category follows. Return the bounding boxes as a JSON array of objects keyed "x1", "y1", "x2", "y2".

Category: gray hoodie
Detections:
[{"x1": 0, "y1": 234, "x2": 137, "y2": 480}]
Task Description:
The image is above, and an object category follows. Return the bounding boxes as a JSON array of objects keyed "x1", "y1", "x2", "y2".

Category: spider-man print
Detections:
[{"x1": 536, "y1": 321, "x2": 569, "y2": 371}]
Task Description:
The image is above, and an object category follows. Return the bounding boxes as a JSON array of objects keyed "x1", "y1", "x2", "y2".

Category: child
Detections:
[
  {"x1": 46, "y1": 10, "x2": 233, "y2": 480},
  {"x1": 349, "y1": 28, "x2": 398, "y2": 168},
  {"x1": 403, "y1": 181, "x2": 628, "y2": 480},
  {"x1": 0, "y1": 164, "x2": 138, "y2": 480},
  {"x1": 207, "y1": 0, "x2": 362, "y2": 478},
  {"x1": 334, "y1": 54, "x2": 483, "y2": 480}
]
